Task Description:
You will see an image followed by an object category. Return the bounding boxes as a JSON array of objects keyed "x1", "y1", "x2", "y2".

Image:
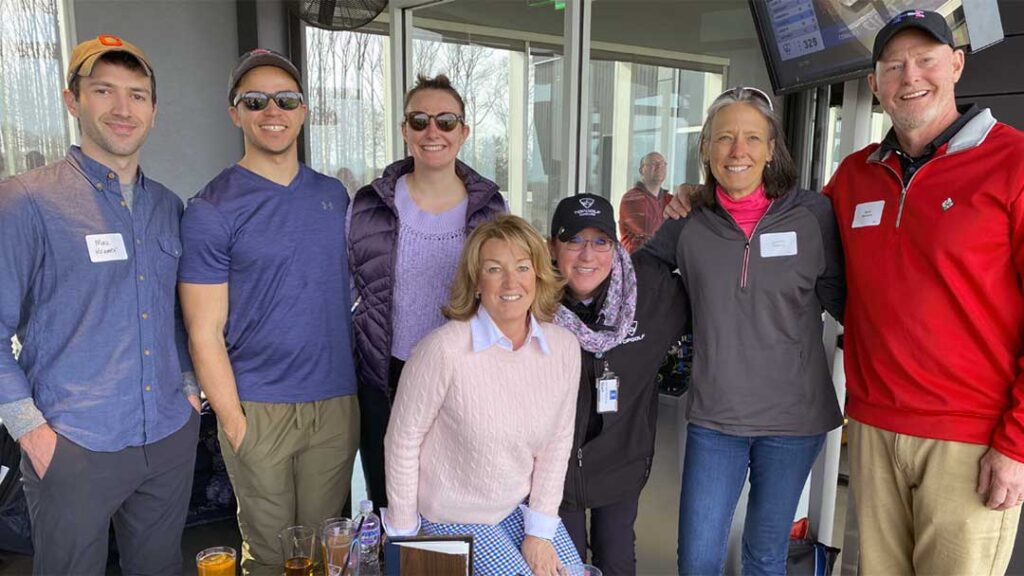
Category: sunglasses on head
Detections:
[
  {"x1": 404, "y1": 111, "x2": 465, "y2": 132},
  {"x1": 717, "y1": 86, "x2": 775, "y2": 112},
  {"x1": 233, "y1": 90, "x2": 304, "y2": 111}
]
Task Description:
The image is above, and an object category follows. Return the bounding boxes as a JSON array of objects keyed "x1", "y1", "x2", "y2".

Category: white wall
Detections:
[{"x1": 73, "y1": 0, "x2": 244, "y2": 200}]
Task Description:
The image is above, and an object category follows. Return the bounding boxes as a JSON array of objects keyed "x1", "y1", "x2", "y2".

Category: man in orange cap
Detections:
[{"x1": 0, "y1": 35, "x2": 200, "y2": 574}]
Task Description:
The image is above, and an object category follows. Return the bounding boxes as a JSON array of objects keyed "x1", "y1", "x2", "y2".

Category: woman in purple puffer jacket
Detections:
[{"x1": 347, "y1": 74, "x2": 506, "y2": 513}]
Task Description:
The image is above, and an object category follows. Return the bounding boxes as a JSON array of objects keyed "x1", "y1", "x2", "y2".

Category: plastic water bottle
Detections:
[{"x1": 357, "y1": 499, "x2": 381, "y2": 575}]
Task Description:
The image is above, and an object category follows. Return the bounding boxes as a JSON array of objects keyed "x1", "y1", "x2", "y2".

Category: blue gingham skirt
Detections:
[{"x1": 421, "y1": 506, "x2": 582, "y2": 576}]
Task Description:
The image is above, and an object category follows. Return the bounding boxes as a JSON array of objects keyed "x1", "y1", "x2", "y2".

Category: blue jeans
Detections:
[{"x1": 677, "y1": 424, "x2": 825, "y2": 576}]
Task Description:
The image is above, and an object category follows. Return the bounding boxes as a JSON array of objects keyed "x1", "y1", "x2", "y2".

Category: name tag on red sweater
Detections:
[{"x1": 852, "y1": 200, "x2": 885, "y2": 228}]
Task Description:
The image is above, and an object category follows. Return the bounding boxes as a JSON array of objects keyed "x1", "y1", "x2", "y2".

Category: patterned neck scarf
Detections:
[{"x1": 554, "y1": 243, "x2": 637, "y2": 354}]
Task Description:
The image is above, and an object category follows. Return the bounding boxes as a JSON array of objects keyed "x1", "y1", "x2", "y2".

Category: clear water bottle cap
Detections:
[{"x1": 360, "y1": 499, "x2": 373, "y2": 513}]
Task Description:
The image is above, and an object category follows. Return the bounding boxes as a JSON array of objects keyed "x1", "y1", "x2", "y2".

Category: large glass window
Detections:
[
  {"x1": 304, "y1": 22, "x2": 391, "y2": 195},
  {"x1": 587, "y1": 59, "x2": 722, "y2": 207},
  {"x1": 410, "y1": 2, "x2": 565, "y2": 235},
  {"x1": 589, "y1": 2, "x2": 778, "y2": 250},
  {"x1": 1, "y1": 0, "x2": 71, "y2": 179}
]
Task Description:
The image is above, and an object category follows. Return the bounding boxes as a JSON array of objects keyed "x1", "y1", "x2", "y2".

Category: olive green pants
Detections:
[{"x1": 219, "y1": 395, "x2": 359, "y2": 576}]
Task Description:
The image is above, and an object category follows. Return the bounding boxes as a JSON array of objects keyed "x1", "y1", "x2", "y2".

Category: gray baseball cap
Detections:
[{"x1": 228, "y1": 48, "x2": 303, "y2": 102}]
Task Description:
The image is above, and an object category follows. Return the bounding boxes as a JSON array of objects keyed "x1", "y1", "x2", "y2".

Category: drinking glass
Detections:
[
  {"x1": 196, "y1": 546, "x2": 236, "y2": 576},
  {"x1": 321, "y1": 518, "x2": 359, "y2": 576},
  {"x1": 279, "y1": 525, "x2": 316, "y2": 576}
]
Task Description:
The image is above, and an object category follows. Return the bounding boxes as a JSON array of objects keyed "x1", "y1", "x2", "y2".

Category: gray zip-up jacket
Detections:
[{"x1": 643, "y1": 187, "x2": 844, "y2": 436}]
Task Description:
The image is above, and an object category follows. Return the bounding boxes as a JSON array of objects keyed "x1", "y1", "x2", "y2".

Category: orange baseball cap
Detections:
[{"x1": 66, "y1": 34, "x2": 153, "y2": 85}]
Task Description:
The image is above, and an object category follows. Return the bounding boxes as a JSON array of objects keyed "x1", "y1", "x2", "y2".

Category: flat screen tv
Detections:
[{"x1": 749, "y1": 0, "x2": 968, "y2": 95}]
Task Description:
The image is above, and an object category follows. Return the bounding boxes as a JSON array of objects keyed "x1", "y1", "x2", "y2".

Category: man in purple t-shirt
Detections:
[{"x1": 178, "y1": 49, "x2": 359, "y2": 575}]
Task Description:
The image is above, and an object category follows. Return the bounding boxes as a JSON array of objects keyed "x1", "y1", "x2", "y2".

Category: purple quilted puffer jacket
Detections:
[{"x1": 347, "y1": 157, "x2": 506, "y2": 395}]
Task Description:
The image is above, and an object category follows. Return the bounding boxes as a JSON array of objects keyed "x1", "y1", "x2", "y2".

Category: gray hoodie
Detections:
[{"x1": 643, "y1": 187, "x2": 844, "y2": 436}]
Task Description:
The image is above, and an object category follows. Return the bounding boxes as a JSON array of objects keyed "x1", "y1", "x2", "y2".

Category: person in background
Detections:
[
  {"x1": 551, "y1": 193, "x2": 689, "y2": 575},
  {"x1": 23, "y1": 151, "x2": 45, "y2": 172},
  {"x1": 348, "y1": 73, "x2": 506, "y2": 513},
  {"x1": 618, "y1": 151, "x2": 672, "y2": 253},
  {"x1": 644, "y1": 86, "x2": 844, "y2": 575},
  {"x1": 0, "y1": 35, "x2": 200, "y2": 574},
  {"x1": 825, "y1": 10, "x2": 1024, "y2": 573},
  {"x1": 384, "y1": 214, "x2": 581, "y2": 576},
  {"x1": 179, "y1": 49, "x2": 359, "y2": 575},
  {"x1": 336, "y1": 166, "x2": 360, "y2": 199}
]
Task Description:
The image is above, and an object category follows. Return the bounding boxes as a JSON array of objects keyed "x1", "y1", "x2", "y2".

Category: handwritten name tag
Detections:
[
  {"x1": 86, "y1": 233, "x2": 128, "y2": 263},
  {"x1": 852, "y1": 200, "x2": 885, "y2": 228},
  {"x1": 760, "y1": 231, "x2": 798, "y2": 258}
]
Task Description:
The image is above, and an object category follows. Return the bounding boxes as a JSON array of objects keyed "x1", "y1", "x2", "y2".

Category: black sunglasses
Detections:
[
  {"x1": 404, "y1": 111, "x2": 464, "y2": 132},
  {"x1": 233, "y1": 90, "x2": 304, "y2": 111}
]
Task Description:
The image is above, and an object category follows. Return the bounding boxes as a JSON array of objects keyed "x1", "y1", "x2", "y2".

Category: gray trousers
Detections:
[{"x1": 21, "y1": 410, "x2": 199, "y2": 576}]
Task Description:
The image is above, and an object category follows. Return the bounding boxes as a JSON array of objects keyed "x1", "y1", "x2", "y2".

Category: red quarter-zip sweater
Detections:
[{"x1": 824, "y1": 110, "x2": 1024, "y2": 462}]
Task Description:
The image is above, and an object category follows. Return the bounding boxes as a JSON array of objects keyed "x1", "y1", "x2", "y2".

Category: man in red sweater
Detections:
[
  {"x1": 824, "y1": 10, "x2": 1024, "y2": 574},
  {"x1": 618, "y1": 152, "x2": 672, "y2": 253}
]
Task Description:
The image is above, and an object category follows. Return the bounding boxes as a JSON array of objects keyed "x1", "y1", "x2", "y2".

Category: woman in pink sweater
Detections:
[{"x1": 383, "y1": 215, "x2": 583, "y2": 576}]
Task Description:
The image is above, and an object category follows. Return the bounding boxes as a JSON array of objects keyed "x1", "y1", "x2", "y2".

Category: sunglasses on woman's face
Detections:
[
  {"x1": 233, "y1": 91, "x2": 304, "y2": 111},
  {"x1": 404, "y1": 111, "x2": 465, "y2": 132},
  {"x1": 717, "y1": 86, "x2": 775, "y2": 111}
]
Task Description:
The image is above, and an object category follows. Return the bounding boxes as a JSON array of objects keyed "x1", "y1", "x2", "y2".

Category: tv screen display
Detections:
[{"x1": 750, "y1": 0, "x2": 967, "y2": 95}]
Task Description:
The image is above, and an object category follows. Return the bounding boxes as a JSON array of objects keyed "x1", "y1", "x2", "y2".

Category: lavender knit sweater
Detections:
[{"x1": 391, "y1": 175, "x2": 469, "y2": 360}]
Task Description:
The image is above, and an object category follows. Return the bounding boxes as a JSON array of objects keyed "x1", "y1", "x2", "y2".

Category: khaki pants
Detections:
[
  {"x1": 219, "y1": 395, "x2": 359, "y2": 576},
  {"x1": 849, "y1": 419, "x2": 1020, "y2": 575}
]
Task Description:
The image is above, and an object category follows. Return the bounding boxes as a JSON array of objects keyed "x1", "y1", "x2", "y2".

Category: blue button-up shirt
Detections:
[{"x1": 0, "y1": 146, "x2": 192, "y2": 451}]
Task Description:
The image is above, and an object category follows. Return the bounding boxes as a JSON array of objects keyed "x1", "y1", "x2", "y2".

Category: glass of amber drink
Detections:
[
  {"x1": 196, "y1": 546, "x2": 236, "y2": 576},
  {"x1": 321, "y1": 518, "x2": 359, "y2": 576},
  {"x1": 279, "y1": 526, "x2": 316, "y2": 576}
]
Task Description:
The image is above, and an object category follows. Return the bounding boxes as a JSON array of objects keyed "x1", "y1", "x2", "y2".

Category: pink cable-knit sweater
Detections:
[{"x1": 384, "y1": 319, "x2": 581, "y2": 530}]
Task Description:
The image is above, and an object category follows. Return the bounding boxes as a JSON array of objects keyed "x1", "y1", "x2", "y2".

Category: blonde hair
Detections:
[{"x1": 444, "y1": 214, "x2": 565, "y2": 322}]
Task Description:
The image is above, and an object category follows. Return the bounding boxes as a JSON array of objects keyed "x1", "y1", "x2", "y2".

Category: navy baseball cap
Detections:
[
  {"x1": 551, "y1": 194, "x2": 618, "y2": 242},
  {"x1": 873, "y1": 9, "x2": 955, "y2": 65}
]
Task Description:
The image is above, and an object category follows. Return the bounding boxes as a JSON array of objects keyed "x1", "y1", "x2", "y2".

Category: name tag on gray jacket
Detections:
[{"x1": 759, "y1": 231, "x2": 797, "y2": 258}]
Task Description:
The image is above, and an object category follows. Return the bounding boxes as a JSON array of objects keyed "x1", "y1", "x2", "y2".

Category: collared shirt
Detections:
[
  {"x1": 619, "y1": 183, "x2": 672, "y2": 253},
  {"x1": 879, "y1": 104, "x2": 981, "y2": 185},
  {"x1": 0, "y1": 146, "x2": 192, "y2": 451},
  {"x1": 470, "y1": 305, "x2": 550, "y2": 355}
]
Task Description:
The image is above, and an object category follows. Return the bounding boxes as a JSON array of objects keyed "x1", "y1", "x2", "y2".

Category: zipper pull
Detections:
[{"x1": 577, "y1": 448, "x2": 583, "y2": 466}]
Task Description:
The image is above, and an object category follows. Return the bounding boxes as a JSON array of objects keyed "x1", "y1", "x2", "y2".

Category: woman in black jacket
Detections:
[{"x1": 550, "y1": 193, "x2": 689, "y2": 575}]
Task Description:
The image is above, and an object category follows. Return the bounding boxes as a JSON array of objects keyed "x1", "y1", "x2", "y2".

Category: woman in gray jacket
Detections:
[{"x1": 643, "y1": 87, "x2": 844, "y2": 576}]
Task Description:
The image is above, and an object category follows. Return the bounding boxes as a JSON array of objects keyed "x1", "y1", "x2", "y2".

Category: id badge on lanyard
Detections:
[{"x1": 595, "y1": 358, "x2": 619, "y2": 414}]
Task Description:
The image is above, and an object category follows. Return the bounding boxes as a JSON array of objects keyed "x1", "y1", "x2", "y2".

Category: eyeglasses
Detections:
[
  {"x1": 564, "y1": 235, "x2": 614, "y2": 253},
  {"x1": 233, "y1": 91, "x2": 304, "y2": 111},
  {"x1": 716, "y1": 86, "x2": 774, "y2": 112},
  {"x1": 404, "y1": 111, "x2": 465, "y2": 132}
]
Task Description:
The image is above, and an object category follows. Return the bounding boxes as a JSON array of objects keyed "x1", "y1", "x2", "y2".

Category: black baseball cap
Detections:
[
  {"x1": 551, "y1": 193, "x2": 618, "y2": 242},
  {"x1": 872, "y1": 9, "x2": 955, "y2": 65},
  {"x1": 228, "y1": 48, "x2": 303, "y2": 102}
]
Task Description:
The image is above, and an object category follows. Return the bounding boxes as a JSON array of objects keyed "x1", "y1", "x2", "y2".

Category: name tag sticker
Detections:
[
  {"x1": 852, "y1": 200, "x2": 885, "y2": 228},
  {"x1": 86, "y1": 233, "x2": 128, "y2": 263},
  {"x1": 759, "y1": 231, "x2": 798, "y2": 258}
]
